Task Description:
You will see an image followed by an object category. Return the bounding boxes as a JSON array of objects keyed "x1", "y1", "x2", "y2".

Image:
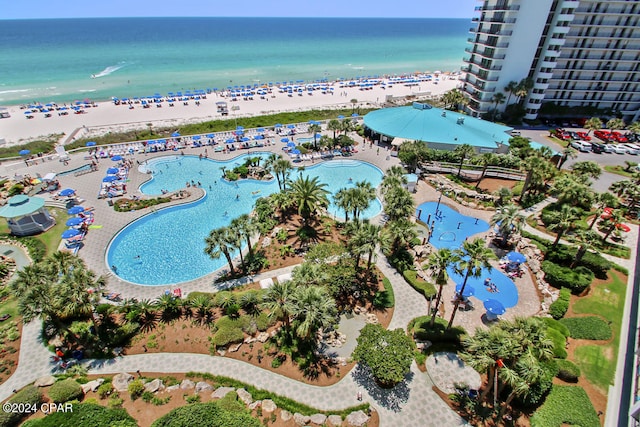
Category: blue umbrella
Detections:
[
  {"x1": 241, "y1": 137, "x2": 250, "y2": 142},
  {"x1": 287, "y1": 124, "x2": 296, "y2": 129},
  {"x1": 59, "y1": 188, "x2": 75, "y2": 197},
  {"x1": 206, "y1": 133, "x2": 215, "y2": 138},
  {"x1": 257, "y1": 128, "x2": 265, "y2": 133},
  {"x1": 225, "y1": 138, "x2": 235, "y2": 144},
  {"x1": 506, "y1": 251, "x2": 526, "y2": 264},
  {"x1": 254, "y1": 135, "x2": 264, "y2": 140},
  {"x1": 85, "y1": 141, "x2": 97, "y2": 147},
  {"x1": 351, "y1": 113, "x2": 359, "y2": 117},
  {"x1": 67, "y1": 206, "x2": 85, "y2": 215},
  {"x1": 193, "y1": 135, "x2": 201, "y2": 140},
  {"x1": 291, "y1": 149, "x2": 301, "y2": 155},
  {"x1": 287, "y1": 142, "x2": 296, "y2": 148},
  {"x1": 275, "y1": 123, "x2": 283, "y2": 128},
  {"x1": 280, "y1": 137, "x2": 289, "y2": 143},
  {"x1": 106, "y1": 167, "x2": 119, "y2": 174},
  {"x1": 19, "y1": 149, "x2": 30, "y2": 156},
  {"x1": 66, "y1": 217, "x2": 84, "y2": 226},
  {"x1": 103, "y1": 176, "x2": 118, "y2": 182},
  {"x1": 111, "y1": 155, "x2": 123, "y2": 161},
  {"x1": 61, "y1": 229, "x2": 81, "y2": 239},
  {"x1": 171, "y1": 132, "x2": 181, "y2": 137},
  {"x1": 484, "y1": 299, "x2": 506, "y2": 315},
  {"x1": 455, "y1": 283, "x2": 475, "y2": 298}
]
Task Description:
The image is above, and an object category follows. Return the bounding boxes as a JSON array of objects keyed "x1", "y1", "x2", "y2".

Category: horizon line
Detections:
[{"x1": 0, "y1": 15, "x2": 474, "y2": 21}]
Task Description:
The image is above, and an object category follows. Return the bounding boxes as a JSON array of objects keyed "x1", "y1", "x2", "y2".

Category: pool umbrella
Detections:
[
  {"x1": 171, "y1": 132, "x2": 181, "y2": 137},
  {"x1": 287, "y1": 124, "x2": 295, "y2": 129},
  {"x1": 275, "y1": 123, "x2": 283, "y2": 128},
  {"x1": 61, "y1": 229, "x2": 81, "y2": 239},
  {"x1": 241, "y1": 137, "x2": 250, "y2": 142},
  {"x1": 67, "y1": 206, "x2": 85, "y2": 215},
  {"x1": 66, "y1": 217, "x2": 84, "y2": 226},
  {"x1": 111, "y1": 155, "x2": 123, "y2": 161},
  {"x1": 455, "y1": 283, "x2": 475, "y2": 298},
  {"x1": 106, "y1": 167, "x2": 119, "y2": 174},
  {"x1": 351, "y1": 113, "x2": 359, "y2": 117},
  {"x1": 103, "y1": 176, "x2": 118, "y2": 182},
  {"x1": 287, "y1": 142, "x2": 296, "y2": 148},
  {"x1": 19, "y1": 149, "x2": 30, "y2": 156},
  {"x1": 617, "y1": 223, "x2": 631, "y2": 232},
  {"x1": 225, "y1": 138, "x2": 235, "y2": 144},
  {"x1": 338, "y1": 115, "x2": 344, "y2": 119},
  {"x1": 193, "y1": 135, "x2": 201, "y2": 140},
  {"x1": 85, "y1": 141, "x2": 97, "y2": 147},
  {"x1": 59, "y1": 188, "x2": 75, "y2": 197},
  {"x1": 506, "y1": 251, "x2": 526, "y2": 264},
  {"x1": 291, "y1": 149, "x2": 301, "y2": 155},
  {"x1": 280, "y1": 138, "x2": 289, "y2": 143},
  {"x1": 484, "y1": 299, "x2": 506, "y2": 316}
]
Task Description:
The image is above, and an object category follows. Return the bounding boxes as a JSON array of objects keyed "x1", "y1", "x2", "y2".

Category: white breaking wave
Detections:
[
  {"x1": 0, "y1": 89, "x2": 31, "y2": 95},
  {"x1": 91, "y1": 62, "x2": 126, "y2": 79}
]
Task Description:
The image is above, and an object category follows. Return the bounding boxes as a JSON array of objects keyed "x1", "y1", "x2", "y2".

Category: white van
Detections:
[{"x1": 570, "y1": 141, "x2": 592, "y2": 152}]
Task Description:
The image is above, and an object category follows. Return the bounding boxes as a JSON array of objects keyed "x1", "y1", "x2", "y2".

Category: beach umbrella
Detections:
[
  {"x1": 23, "y1": 111, "x2": 32, "y2": 116},
  {"x1": 171, "y1": 132, "x2": 181, "y2": 137},
  {"x1": 617, "y1": 223, "x2": 631, "y2": 232},
  {"x1": 225, "y1": 138, "x2": 235, "y2": 144},
  {"x1": 193, "y1": 135, "x2": 201, "y2": 140},
  {"x1": 61, "y1": 229, "x2": 81, "y2": 239},
  {"x1": 351, "y1": 113, "x2": 359, "y2": 117},
  {"x1": 291, "y1": 149, "x2": 301, "y2": 155},
  {"x1": 484, "y1": 299, "x2": 506, "y2": 316},
  {"x1": 241, "y1": 137, "x2": 250, "y2": 142},
  {"x1": 287, "y1": 142, "x2": 296, "y2": 148},
  {"x1": 106, "y1": 167, "x2": 119, "y2": 174},
  {"x1": 337, "y1": 115, "x2": 344, "y2": 120},
  {"x1": 236, "y1": 126, "x2": 244, "y2": 130},
  {"x1": 275, "y1": 123, "x2": 283, "y2": 128},
  {"x1": 19, "y1": 149, "x2": 30, "y2": 156},
  {"x1": 85, "y1": 141, "x2": 97, "y2": 147},
  {"x1": 506, "y1": 251, "x2": 526, "y2": 264},
  {"x1": 59, "y1": 188, "x2": 76, "y2": 197},
  {"x1": 254, "y1": 135, "x2": 264, "y2": 140},
  {"x1": 67, "y1": 206, "x2": 85, "y2": 215},
  {"x1": 111, "y1": 155, "x2": 123, "y2": 161},
  {"x1": 257, "y1": 128, "x2": 265, "y2": 133},
  {"x1": 66, "y1": 217, "x2": 84, "y2": 226},
  {"x1": 287, "y1": 124, "x2": 295, "y2": 129},
  {"x1": 455, "y1": 283, "x2": 475, "y2": 298},
  {"x1": 280, "y1": 138, "x2": 289, "y2": 143},
  {"x1": 103, "y1": 176, "x2": 118, "y2": 182}
]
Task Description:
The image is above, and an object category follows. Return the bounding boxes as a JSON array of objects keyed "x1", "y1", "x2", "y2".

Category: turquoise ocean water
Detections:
[{"x1": 0, "y1": 17, "x2": 469, "y2": 105}]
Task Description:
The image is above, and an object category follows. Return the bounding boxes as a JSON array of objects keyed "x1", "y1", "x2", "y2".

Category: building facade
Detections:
[{"x1": 463, "y1": 0, "x2": 640, "y2": 122}]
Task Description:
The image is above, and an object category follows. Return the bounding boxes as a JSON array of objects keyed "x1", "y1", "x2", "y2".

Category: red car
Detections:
[
  {"x1": 554, "y1": 128, "x2": 571, "y2": 141},
  {"x1": 612, "y1": 131, "x2": 628, "y2": 143},
  {"x1": 576, "y1": 131, "x2": 591, "y2": 141},
  {"x1": 594, "y1": 130, "x2": 615, "y2": 142}
]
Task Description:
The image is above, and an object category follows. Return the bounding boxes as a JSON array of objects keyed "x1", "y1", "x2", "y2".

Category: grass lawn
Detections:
[
  {"x1": 0, "y1": 297, "x2": 20, "y2": 319},
  {"x1": 546, "y1": 135, "x2": 569, "y2": 148},
  {"x1": 604, "y1": 165, "x2": 636, "y2": 178},
  {"x1": 571, "y1": 271, "x2": 626, "y2": 392}
]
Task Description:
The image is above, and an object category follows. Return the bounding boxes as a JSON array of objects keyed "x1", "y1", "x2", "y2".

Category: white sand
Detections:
[{"x1": 0, "y1": 74, "x2": 464, "y2": 146}]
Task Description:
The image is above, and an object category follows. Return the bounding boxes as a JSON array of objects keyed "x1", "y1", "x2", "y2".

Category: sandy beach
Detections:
[{"x1": 0, "y1": 74, "x2": 464, "y2": 146}]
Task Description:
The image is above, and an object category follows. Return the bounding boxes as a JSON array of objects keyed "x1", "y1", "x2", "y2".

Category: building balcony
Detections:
[
  {"x1": 471, "y1": 38, "x2": 510, "y2": 49},
  {"x1": 553, "y1": 26, "x2": 571, "y2": 34},
  {"x1": 540, "y1": 61, "x2": 557, "y2": 68},
  {"x1": 556, "y1": 14, "x2": 575, "y2": 22},
  {"x1": 475, "y1": 4, "x2": 520, "y2": 11},
  {"x1": 464, "y1": 48, "x2": 506, "y2": 60},
  {"x1": 463, "y1": 58, "x2": 503, "y2": 72},
  {"x1": 471, "y1": 27, "x2": 513, "y2": 37},
  {"x1": 464, "y1": 78, "x2": 496, "y2": 94},
  {"x1": 561, "y1": 0, "x2": 579, "y2": 8},
  {"x1": 529, "y1": 92, "x2": 545, "y2": 100},
  {"x1": 565, "y1": 34, "x2": 640, "y2": 41},
  {"x1": 548, "y1": 38, "x2": 567, "y2": 46}
]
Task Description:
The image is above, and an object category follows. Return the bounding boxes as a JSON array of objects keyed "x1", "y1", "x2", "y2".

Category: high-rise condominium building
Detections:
[{"x1": 463, "y1": 0, "x2": 640, "y2": 122}]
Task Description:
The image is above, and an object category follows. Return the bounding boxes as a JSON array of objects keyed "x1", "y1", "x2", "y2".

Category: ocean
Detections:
[{"x1": 0, "y1": 17, "x2": 469, "y2": 105}]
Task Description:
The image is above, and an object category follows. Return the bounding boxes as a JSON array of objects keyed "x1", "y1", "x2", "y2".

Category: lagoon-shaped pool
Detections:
[{"x1": 107, "y1": 154, "x2": 383, "y2": 285}]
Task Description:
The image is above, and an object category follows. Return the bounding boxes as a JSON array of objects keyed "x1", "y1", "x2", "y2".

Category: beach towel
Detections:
[{"x1": 88, "y1": 225, "x2": 103, "y2": 229}]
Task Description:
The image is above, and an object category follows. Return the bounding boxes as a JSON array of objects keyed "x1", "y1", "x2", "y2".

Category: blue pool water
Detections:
[
  {"x1": 416, "y1": 202, "x2": 518, "y2": 308},
  {"x1": 107, "y1": 155, "x2": 383, "y2": 285}
]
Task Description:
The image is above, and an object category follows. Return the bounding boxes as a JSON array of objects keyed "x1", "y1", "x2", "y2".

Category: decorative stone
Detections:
[
  {"x1": 346, "y1": 410, "x2": 370, "y2": 427},
  {"x1": 328, "y1": 414, "x2": 343, "y2": 426},
  {"x1": 34, "y1": 375, "x2": 56, "y2": 387},
  {"x1": 280, "y1": 410, "x2": 293, "y2": 421},
  {"x1": 195, "y1": 381, "x2": 214, "y2": 393},
  {"x1": 211, "y1": 386, "x2": 235, "y2": 399},
  {"x1": 261, "y1": 237, "x2": 272, "y2": 248},
  {"x1": 217, "y1": 349, "x2": 226, "y2": 356},
  {"x1": 81, "y1": 379, "x2": 104, "y2": 393},
  {"x1": 236, "y1": 388, "x2": 253, "y2": 405},
  {"x1": 165, "y1": 384, "x2": 180, "y2": 392},
  {"x1": 248, "y1": 400, "x2": 261, "y2": 410},
  {"x1": 261, "y1": 399, "x2": 277, "y2": 412},
  {"x1": 365, "y1": 313, "x2": 379, "y2": 324},
  {"x1": 229, "y1": 343, "x2": 242, "y2": 353},
  {"x1": 310, "y1": 413, "x2": 327, "y2": 425},
  {"x1": 180, "y1": 379, "x2": 195, "y2": 390},
  {"x1": 144, "y1": 379, "x2": 163, "y2": 393},
  {"x1": 294, "y1": 413, "x2": 311, "y2": 426},
  {"x1": 257, "y1": 332, "x2": 270, "y2": 343},
  {"x1": 244, "y1": 336, "x2": 257, "y2": 344},
  {"x1": 112, "y1": 373, "x2": 134, "y2": 392}
]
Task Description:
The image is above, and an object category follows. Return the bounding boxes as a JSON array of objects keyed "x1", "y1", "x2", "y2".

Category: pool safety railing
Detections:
[{"x1": 439, "y1": 231, "x2": 457, "y2": 242}]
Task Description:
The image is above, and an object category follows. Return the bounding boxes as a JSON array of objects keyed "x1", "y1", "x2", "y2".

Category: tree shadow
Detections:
[{"x1": 351, "y1": 364, "x2": 414, "y2": 412}]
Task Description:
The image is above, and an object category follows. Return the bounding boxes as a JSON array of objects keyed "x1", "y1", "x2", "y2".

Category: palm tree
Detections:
[
  {"x1": 308, "y1": 124, "x2": 321, "y2": 150},
  {"x1": 551, "y1": 174, "x2": 595, "y2": 209},
  {"x1": 448, "y1": 238, "x2": 496, "y2": 329},
  {"x1": 350, "y1": 99, "x2": 358, "y2": 114},
  {"x1": 333, "y1": 188, "x2": 353, "y2": 222},
  {"x1": 425, "y1": 248, "x2": 454, "y2": 327},
  {"x1": 239, "y1": 290, "x2": 263, "y2": 316},
  {"x1": 589, "y1": 192, "x2": 618, "y2": 229},
  {"x1": 490, "y1": 93, "x2": 506, "y2": 120},
  {"x1": 571, "y1": 229, "x2": 600, "y2": 268},
  {"x1": 381, "y1": 166, "x2": 408, "y2": 196},
  {"x1": 289, "y1": 175, "x2": 330, "y2": 222},
  {"x1": 383, "y1": 185, "x2": 415, "y2": 221},
  {"x1": 327, "y1": 119, "x2": 341, "y2": 144},
  {"x1": 606, "y1": 118, "x2": 626, "y2": 131},
  {"x1": 156, "y1": 293, "x2": 182, "y2": 321},
  {"x1": 495, "y1": 187, "x2": 513, "y2": 207},
  {"x1": 584, "y1": 117, "x2": 603, "y2": 135},
  {"x1": 475, "y1": 152, "x2": 496, "y2": 189},
  {"x1": 514, "y1": 78, "x2": 533, "y2": 104},
  {"x1": 601, "y1": 209, "x2": 625, "y2": 243},
  {"x1": 288, "y1": 285, "x2": 336, "y2": 341},
  {"x1": 387, "y1": 218, "x2": 417, "y2": 253},
  {"x1": 204, "y1": 227, "x2": 236, "y2": 273},
  {"x1": 547, "y1": 204, "x2": 579, "y2": 247},
  {"x1": 571, "y1": 160, "x2": 602, "y2": 183},
  {"x1": 628, "y1": 121, "x2": 640, "y2": 135},
  {"x1": 273, "y1": 158, "x2": 293, "y2": 191},
  {"x1": 351, "y1": 222, "x2": 390, "y2": 271},
  {"x1": 352, "y1": 181, "x2": 376, "y2": 220},
  {"x1": 504, "y1": 80, "x2": 518, "y2": 106},
  {"x1": 230, "y1": 214, "x2": 257, "y2": 257},
  {"x1": 454, "y1": 144, "x2": 475, "y2": 177},
  {"x1": 190, "y1": 294, "x2": 215, "y2": 326},
  {"x1": 557, "y1": 147, "x2": 577, "y2": 170},
  {"x1": 490, "y1": 204, "x2": 525, "y2": 246},
  {"x1": 261, "y1": 280, "x2": 296, "y2": 331},
  {"x1": 133, "y1": 299, "x2": 158, "y2": 333},
  {"x1": 441, "y1": 89, "x2": 467, "y2": 111}
]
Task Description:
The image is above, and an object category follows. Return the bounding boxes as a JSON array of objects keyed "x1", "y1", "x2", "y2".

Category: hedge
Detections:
[
  {"x1": 546, "y1": 327, "x2": 567, "y2": 359},
  {"x1": 541, "y1": 261, "x2": 593, "y2": 294},
  {"x1": 530, "y1": 385, "x2": 599, "y2": 427},
  {"x1": 151, "y1": 401, "x2": 260, "y2": 427},
  {"x1": 556, "y1": 359, "x2": 581, "y2": 382},
  {"x1": 21, "y1": 403, "x2": 136, "y2": 427},
  {"x1": 545, "y1": 246, "x2": 611, "y2": 279},
  {"x1": 541, "y1": 317, "x2": 570, "y2": 337},
  {"x1": 402, "y1": 270, "x2": 436, "y2": 299},
  {"x1": 211, "y1": 327, "x2": 244, "y2": 347},
  {"x1": 548, "y1": 288, "x2": 571, "y2": 320},
  {"x1": 373, "y1": 278, "x2": 395, "y2": 308},
  {"x1": 560, "y1": 316, "x2": 612, "y2": 340},
  {"x1": 0, "y1": 385, "x2": 43, "y2": 426},
  {"x1": 409, "y1": 316, "x2": 466, "y2": 347},
  {"x1": 48, "y1": 378, "x2": 84, "y2": 403}
]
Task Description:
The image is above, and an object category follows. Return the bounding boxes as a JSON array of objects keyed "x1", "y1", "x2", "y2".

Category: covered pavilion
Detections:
[{"x1": 0, "y1": 195, "x2": 56, "y2": 236}]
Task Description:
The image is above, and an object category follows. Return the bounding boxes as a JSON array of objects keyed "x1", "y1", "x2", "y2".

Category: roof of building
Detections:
[
  {"x1": 363, "y1": 103, "x2": 513, "y2": 149},
  {"x1": 0, "y1": 195, "x2": 45, "y2": 218}
]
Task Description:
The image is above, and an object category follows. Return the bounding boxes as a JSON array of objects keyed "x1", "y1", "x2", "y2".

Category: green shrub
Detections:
[
  {"x1": 216, "y1": 391, "x2": 245, "y2": 413},
  {"x1": 387, "y1": 248, "x2": 414, "y2": 274},
  {"x1": 530, "y1": 385, "x2": 599, "y2": 427},
  {"x1": 409, "y1": 316, "x2": 466, "y2": 348},
  {"x1": 127, "y1": 379, "x2": 145, "y2": 400},
  {"x1": 373, "y1": 278, "x2": 395, "y2": 308},
  {"x1": 541, "y1": 317, "x2": 570, "y2": 337},
  {"x1": 560, "y1": 316, "x2": 612, "y2": 340},
  {"x1": 97, "y1": 382, "x2": 113, "y2": 399},
  {"x1": 545, "y1": 327, "x2": 567, "y2": 359},
  {"x1": 142, "y1": 390, "x2": 155, "y2": 403},
  {"x1": 0, "y1": 385, "x2": 43, "y2": 426},
  {"x1": 556, "y1": 359, "x2": 581, "y2": 382},
  {"x1": 541, "y1": 261, "x2": 593, "y2": 294},
  {"x1": 49, "y1": 378, "x2": 83, "y2": 403},
  {"x1": 211, "y1": 327, "x2": 244, "y2": 347},
  {"x1": 548, "y1": 288, "x2": 571, "y2": 320},
  {"x1": 254, "y1": 312, "x2": 273, "y2": 331},
  {"x1": 545, "y1": 245, "x2": 611, "y2": 279},
  {"x1": 151, "y1": 402, "x2": 260, "y2": 427},
  {"x1": 20, "y1": 403, "x2": 137, "y2": 427},
  {"x1": 516, "y1": 359, "x2": 557, "y2": 407},
  {"x1": 402, "y1": 270, "x2": 436, "y2": 298}
]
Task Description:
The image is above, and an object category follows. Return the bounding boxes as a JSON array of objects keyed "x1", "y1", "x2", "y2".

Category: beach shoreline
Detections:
[{"x1": 0, "y1": 73, "x2": 464, "y2": 147}]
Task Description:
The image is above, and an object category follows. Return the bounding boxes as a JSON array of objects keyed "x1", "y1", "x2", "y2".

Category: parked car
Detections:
[
  {"x1": 594, "y1": 130, "x2": 613, "y2": 142},
  {"x1": 613, "y1": 144, "x2": 628, "y2": 154},
  {"x1": 602, "y1": 143, "x2": 616, "y2": 153},
  {"x1": 576, "y1": 131, "x2": 591, "y2": 141},
  {"x1": 570, "y1": 141, "x2": 592, "y2": 152},
  {"x1": 623, "y1": 144, "x2": 640, "y2": 155},
  {"x1": 612, "y1": 131, "x2": 628, "y2": 143},
  {"x1": 590, "y1": 142, "x2": 606, "y2": 153}
]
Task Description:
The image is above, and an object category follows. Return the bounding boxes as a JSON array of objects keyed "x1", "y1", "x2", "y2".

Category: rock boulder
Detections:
[
  {"x1": 112, "y1": 373, "x2": 134, "y2": 392},
  {"x1": 346, "y1": 410, "x2": 370, "y2": 427}
]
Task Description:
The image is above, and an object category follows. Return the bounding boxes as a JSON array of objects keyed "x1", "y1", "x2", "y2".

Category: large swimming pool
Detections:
[
  {"x1": 107, "y1": 154, "x2": 383, "y2": 285},
  {"x1": 416, "y1": 202, "x2": 518, "y2": 308}
]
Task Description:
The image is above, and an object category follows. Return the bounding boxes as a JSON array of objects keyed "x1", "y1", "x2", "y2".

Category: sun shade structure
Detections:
[
  {"x1": 0, "y1": 195, "x2": 55, "y2": 236},
  {"x1": 363, "y1": 103, "x2": 513, "y2": 152}
]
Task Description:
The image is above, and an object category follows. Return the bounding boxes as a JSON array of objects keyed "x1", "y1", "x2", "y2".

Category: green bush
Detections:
[
  {"x1": 545, "y1": 327, "x2": 567, "y2": 359},
  {"x1": 373, "y1": 278, "x2": 395, "y2": 308},
  {"x1": 151, "y1": 402, "x2": 260, "y2": 427},
  {"x1": 0, "y1": 385, "x2": 43, "y2": 426},
  {"x1": 541, "y1": 317, "x2": 570, "y2": 337},
  {"x1": 560, "y1": 316, "x2": 612, "y2": 340},
  {"x1": 387, "y1": 248, "x2": 414, "y2": 274},
  {"x1": 127, "y1": 379, "x2": 145, "y2": 400},
  {"x1": 556, "y1": 359, "x2": 581, "y2": 382},
  {"x1": 216, "y1": 391, "x2": 245, "y2": 413},
  {"x1": 545, "y1": 245, "x2": 611, "y2": 279},
  {"x1": 516, "y1": 359, "x2": 557, "y2": 407},
  {"x1": 409, "y1": 316, "x2": 466, "y2": 348},
  {"x1": 97, "y1": 382, "x2": 113, "y2": 399},
  {"x1": 211, "y1": 327, "x2": 244, "y2": 347},
  {"x1": 49, "y1": 378, "x2": 84, "y2": 403},
  {"x1": 548, "y1": 288, "x2": 571, "y2": 320},
  {"x1": 541, "y1": 261, "x2": 593, "y2": 294},
  {"x1": 402, "y1": 270, "x2": 436, "y2": 298},
  {"x1": 21, "y1": 403, "x2": 137, "y2": 427},
  {"x1": 530, "y1": 385, "x2": 599, "y2": 427}
]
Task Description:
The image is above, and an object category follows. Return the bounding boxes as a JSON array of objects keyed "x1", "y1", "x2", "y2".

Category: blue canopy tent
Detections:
[{"x1": 59, "y1": 188, "x2": 75, "y2": 197}]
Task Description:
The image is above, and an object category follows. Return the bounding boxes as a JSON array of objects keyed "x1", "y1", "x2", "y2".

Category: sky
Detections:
[{"x1": 1, "y1": 0, "x2": 477, "y2": 19}]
